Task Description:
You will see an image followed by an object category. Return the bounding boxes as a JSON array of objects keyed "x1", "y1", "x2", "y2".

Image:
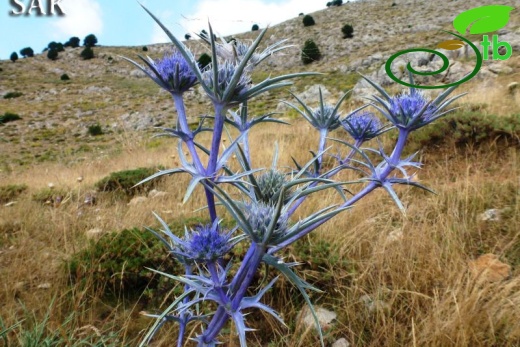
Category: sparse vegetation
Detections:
[
  {"x1": 3, "y1": 92, "x2": 23, "y2": 99},
  {"x1": 302, "y1": 14, "x2": 316, "y2": 27},
  {"x1": 47, "y1": 48, "x2": 58, "y2": 61},
  {"x1": 342, "y1": 23, "x2": 354, "y2": 38},
  {"x1": 301, "y1": 39, "x2": 321, "y2": 64},
  {"x1": 0, "y1": 184, "x2": 27, "y2": 203},
  {"x1": 60, "y1": 73, "x2": 70, "y2": 81},
  {"x1": 1, "y1": 1, "x2": 520, "y2": 346},
  {"x1": 64, "y1": 36, "x2": 80, "y2": 48},
  {"x1": 95, "y1": 166, "x2": 164, "y2": 196},
  {"x1": 0, "y1": 112, "x2": 22, "y2": 124},
  {"x1": 87, "y1": 123, "x2": 103, "y2": 136},
  {"x1": 19, "y1": 47, "x2": 34, "y2": 58},
  {"x1": 83, "y1": 34, "x2": 98, "y2": 47},
  {"x1": 80, "y1": 46, "x2": 94, "y2": 60}
]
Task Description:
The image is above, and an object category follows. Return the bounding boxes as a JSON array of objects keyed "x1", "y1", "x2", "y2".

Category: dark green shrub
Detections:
[
  {"x1": 252, "y1": 24, "x2": 259, "y2": 31},
  {"x1": 0, "y1": 112, "x2": 22, "y2": 124},
  {"x1": 142, "y1": 46, "x2": 148, "y2": 51},
  {"x1": 80, "y1": 46, "x2": 94, "y2": 60},
  {"x1": 47, "y1": 41, "x2": 58, "y2": 50},
  {"x1": 83, "y1": 34, "x2": 98, "y2": 47},
  {"x1": 342, "y1": 24, "x2": 354, "y2": 38},
  {"x1": 47, "y1": 48, "x2": 58, "y2": 60},
  {"x1": 0, "y1": 184, "x2": 27, "y2": 203},
  {"x1": 20, "y1": 47, "x2": 34, "y2": 58},
  {"x1": 332, "y1": 0, "x2": 343, "y2": 5},
  {"x1": 67, "y1": 218, "x2": 207, "y2": 298},
  {"x1": 64, "y1": 36, "x2": 80, "y2": 48},
  {"x1": 87, "y1": 123, "x2": 103, "y2": 136},
  {"x1": 56, "y1": 43, "x2": 64, "y2": 52},
  {"x1": 185, "y1": 33, "x2": 191, "y2": 40},
  {"x1": 327, "y1": 2, "x2": 332, "y2": 7},
  {"x1": 302, "y1": 14, "x2": 315, "y2": 27},
  {"x1": 3, "y1": 92, "x2": 22, "y2": 99},
  {"x1": 10, "y1": 52, "x2": 18, "y2": 63},
  {"x1": 60, "y1": 73, "x2": 70, "y2": 81},
  {"x1": 407, "y1": 112, "x2": 520, "y2": 151},
  {"x1": 95, "y1": 167, "x2": 165, "y2": 196},
  {"x1": 198, "y1": 53, "x2": 212, "y2": 69},
  {"x1": 301, "y1": 39, "x2": 321, "y2": 65}
]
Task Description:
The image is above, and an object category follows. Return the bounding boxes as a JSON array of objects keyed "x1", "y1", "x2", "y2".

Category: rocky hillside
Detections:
[{"x1": 0, "y1": 0, "x2": 518, "y2": 169}]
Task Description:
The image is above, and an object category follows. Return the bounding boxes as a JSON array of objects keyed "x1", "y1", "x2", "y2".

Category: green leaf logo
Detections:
[{"x1": 453, "y1": 5, "x2": 515, "y2": 35}]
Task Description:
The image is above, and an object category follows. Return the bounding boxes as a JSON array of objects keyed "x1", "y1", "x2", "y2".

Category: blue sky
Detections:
[{"x1": 0, "y1": 0, "x2": 326, "y2": 59}]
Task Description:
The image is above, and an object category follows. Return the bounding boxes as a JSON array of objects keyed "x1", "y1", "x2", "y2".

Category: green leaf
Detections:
[{"x1": 453, "y1": 5, "x2": 515, "y2": 35}]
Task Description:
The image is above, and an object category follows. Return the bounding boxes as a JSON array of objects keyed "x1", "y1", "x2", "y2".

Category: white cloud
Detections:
[
  {"x1": 51, "y1": 0, "x2": 103, "y2": 39},
  {"x1": 179, "y1": 0, "x2": 323, "y2": 38}
]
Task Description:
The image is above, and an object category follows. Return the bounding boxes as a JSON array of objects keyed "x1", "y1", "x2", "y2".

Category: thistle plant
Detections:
[{"x1": 124, "y1": 5, "x2": 464, "y2": 346}]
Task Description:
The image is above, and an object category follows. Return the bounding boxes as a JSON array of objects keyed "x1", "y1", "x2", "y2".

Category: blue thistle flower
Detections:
[
  {"x1": 152, "y1": 50, "x2": 198, "y2": 94},
  {"x1": 175, "y1": 221, "x2": 233, "y2": 263},
  {"x1": 202, "y1": 60, "x2": 251, "y2": 104},
  {"x1": 341, "y1": 111, "x2": 382, "y2": 141},
  {"x1": 388, "y1": 89, "x2": 437, "y2": 129}
]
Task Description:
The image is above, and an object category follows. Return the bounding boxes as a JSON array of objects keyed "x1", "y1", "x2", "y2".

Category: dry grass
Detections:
[{"x1": 1, "y1": 112, "x2": 520, "y2": 346}]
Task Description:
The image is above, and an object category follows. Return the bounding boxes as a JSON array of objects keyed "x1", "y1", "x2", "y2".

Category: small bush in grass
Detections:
[
  {"x1": 142, "y1": 46, "x2": 148, "y2": 51},
  {"x1": 407, "y1": 112, "x2": 520, "y2": 151},
  {"x1": 303, "y1": 14, "x2": 316, "y2": 27},
  {"x1": 32, "y1": 187, "x2": 69, "y2": 204},
  {"x1": 185, "y1": 33, "x2": 191, "y2": 40},
  {"x1": 87, "y1": 123, "x2": 103, "y2": 136},
  {"x1": 80, "y1": 46, "x2": 94, "y2": 60},
  {"x1": 60, "y1": 73, "x2": 70, "y2": 81},
  {"x1": 342, "y1": 24, "x2": 354, "y2": 38},
  {"x1": 0, "y1": 184, "x2": 27, "y2": 203},
  {"x1": 95, "y1": 167, "x2": 165, "y2": 196},
  {"x1": 10, "y1": 52, "x2": 18, "y2": 62},
  {"x1": 0, "y1": 112, "x2": 22, "y2": 124},
  {"x1": 252, "y1": 24, "x2": 259, "y2": 31},
  {"x1": 47, "y1": 48, "x2": 58, "y2": 60},
  {"x1": 67, "y1": 218, "x2": 207, "y2": 298},
  {"x1": 301, "y1": 39, "x2": 321, "y2": 64},
  {"x1": 3, "y1": 92, "x2": 23, "y2": 99},
  {"x1": 83, "y1": 34, "x2": 98, "y2": 47}
]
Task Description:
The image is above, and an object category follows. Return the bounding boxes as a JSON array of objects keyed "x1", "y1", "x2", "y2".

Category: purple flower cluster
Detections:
[
  {"x1": 176, "y1": 222, "x2": 233, "y2": 262},
  {"x1": 341, "y1": 111, "x2": 382, "y2": 141},
  {"x1": 389, "y1": 89, "x2": 438, "y2": 128},
  {"x1": 153, "y1": 51, "x2": 198, "y2": 94}
]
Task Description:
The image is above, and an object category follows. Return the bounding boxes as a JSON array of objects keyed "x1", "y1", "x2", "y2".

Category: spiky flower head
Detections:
[
  {"x1": 152, "y1": 50, "x2": 198, "y2": 94},
  {"x1": 388, "y1": 89, "x2": 438, "y2": 130},
  {"x1": 256, "y1": 169, "x2": 292, "y2": 205},
  {"x1": 202, "y1": 60, "x2": 251, "y2": 105},
  {"x1": 246, "y1": 202, "x2": 288, "y2": 244},
  {"x1": 341, "y1": 111, "x2": 382, "y2": 141},
  {"x1": 311, "y1": 104, "x2": 342, "y2": 131},
  {"x1": 175, "y1": 221, "x2": 233, "y2": 263}
]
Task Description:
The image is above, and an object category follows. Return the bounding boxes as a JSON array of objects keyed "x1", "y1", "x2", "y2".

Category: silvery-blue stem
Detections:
[
  {"x1": 203, "y1": 103, "x2": 227, "y2": 222},
  {"x1": 229, "y1": 243, "x2": 256, "y2": 293},
  {"x1": 202, "y1": 243, "x2": 266, "y2": 344},
  {"x1": 207, "y1": 262, "x2": 229, "y2": 306},
  {"x1": 317, "y1": 128, "x2": 328, "y2": 173},
  {"x1": 286, "y1": 136, "x2": 362, "y2": 219},
  {"x1": 340, "y1": 138, "x2": 364, "y2": 165},
  {"x1": 172, "y1": 93, "x2": 205, "y2": 173},
  {"x1": 270, "y1": 130, "x2": 410, "y2": 254}
]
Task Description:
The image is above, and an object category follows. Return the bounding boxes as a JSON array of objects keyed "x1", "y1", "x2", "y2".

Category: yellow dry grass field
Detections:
[{"x1": 1, "y1": 0, "x2": 520, "y2": 345}]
